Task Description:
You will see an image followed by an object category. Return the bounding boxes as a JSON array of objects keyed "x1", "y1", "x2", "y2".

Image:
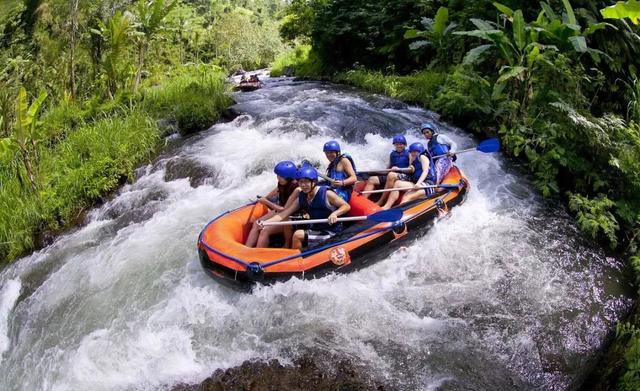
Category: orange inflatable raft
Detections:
[{"x1": 198, "y1": 166, "x2": 469, "y2": 290}]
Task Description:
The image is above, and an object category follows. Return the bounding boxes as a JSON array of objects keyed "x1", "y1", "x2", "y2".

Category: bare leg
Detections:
[
  {"x1": 245, "y1": 211, "x2": 275, "y2": 247},
  {"x1": 283, "y1": 225, "x2": 293, "y2": 248},
  {"x1": 362, "y1": 176, "x2": 380, "y2": 199},
  {"x1": 377, "y1": 172, "x2": 398, "y2": 206},
  {"x1": 292, "y1": 229, "x2": 306, "y2": 249},
  {"x1": 381, "y1": 180, "x2": 413, "y2": 210},
  {"x1": 399, "y1": 189, "x2": 426, "y2": 205},
  {"x1": 256, "y1": 224, "x2": 282, "y2": 248}
]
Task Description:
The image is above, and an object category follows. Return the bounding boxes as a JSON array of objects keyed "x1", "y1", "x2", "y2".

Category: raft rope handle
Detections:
[{"x1": 199, "y1": 189, "x2": 459, "y2": 273}]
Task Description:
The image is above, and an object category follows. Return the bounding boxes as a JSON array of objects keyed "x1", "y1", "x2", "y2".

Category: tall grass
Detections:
[
  {"x1": 333, "y1": 69, "x2": 447, "y2": 107},
  {"x1": 143, "y1": 65, "x2": 232, "y2": 134},
  {"x1": 0, "y1": 66, "x2": 231, "y2": 263},
  {"x1": 270, "y1": 45, "x2": 323, "y2": 78}
]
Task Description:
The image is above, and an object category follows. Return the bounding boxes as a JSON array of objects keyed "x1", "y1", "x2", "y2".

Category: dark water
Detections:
[{"x1": 0, "y1": 74, "x2": 634, "y2": 390}]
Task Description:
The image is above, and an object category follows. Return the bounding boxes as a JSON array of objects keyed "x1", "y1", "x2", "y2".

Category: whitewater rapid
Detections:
[{"x1": 0, "y1": 76, "x2": 633, "y2": 390}]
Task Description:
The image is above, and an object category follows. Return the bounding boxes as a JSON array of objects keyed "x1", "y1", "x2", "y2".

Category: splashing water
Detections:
[{"x1": 0, "y1": 77, "x2": 633, "y2": 390}]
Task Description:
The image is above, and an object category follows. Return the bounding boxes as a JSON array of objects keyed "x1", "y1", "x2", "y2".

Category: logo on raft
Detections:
[{"x1": 330, "y1": 247, "x2": 351, "y2": 266}]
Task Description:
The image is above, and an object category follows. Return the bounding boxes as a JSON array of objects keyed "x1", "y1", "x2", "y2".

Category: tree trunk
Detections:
[
  {"x1": 133, "y1": 41, "x2": 146, "y2": 92},
  {"x1": 69, "y1": 0, "x2": 79, "y2": 99},
  {"x1": 20, "y1": 149, "x2": 38, "y2": 192}
]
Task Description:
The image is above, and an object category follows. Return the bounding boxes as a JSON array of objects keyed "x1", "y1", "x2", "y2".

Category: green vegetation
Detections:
[
  {"x1": 0, "y1": 0, "x2": 289, "y2": 262},
  {"x1": 275, "y1": 0, "x2": 640, "y2": 387},
  {"x1": 270, "y1": 44, "x2": 323, "y2": 78}
]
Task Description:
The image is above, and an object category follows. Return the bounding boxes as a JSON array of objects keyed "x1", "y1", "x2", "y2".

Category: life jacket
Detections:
[
  {"x1": 389, "y1": 150, "x2": 410, "y2": 168},
  {"x1": 411, "y1": 152, "x2": 437, "y2": 183},
  {"x1": 277, "y1": 180, "x2": 298, "y2": 206},
  {"x1": 427, "y1": 134, "x2": 450, "y2": 159},
  {"x1": 298, "y1": 186, "x2": 342, "y2": 232},
  {"x1": 326, "y1": 153, "x2": 356, "y2": 202}
]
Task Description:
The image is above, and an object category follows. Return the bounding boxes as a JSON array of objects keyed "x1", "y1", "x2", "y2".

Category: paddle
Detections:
[
  {"x1": 259, "y1": 208, "x2": 403, "y2": 227},
  {"x1": 359, "y1": 182, "x2": 462, "y2": 195},
  {"x1": 358, "y1": 167, "x2": 413, "y2": 175},
  {"x1": 432, "y1": 138, "x2": 501, "y2": 159}
]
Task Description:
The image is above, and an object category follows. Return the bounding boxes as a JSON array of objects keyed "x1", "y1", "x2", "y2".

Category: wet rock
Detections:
[
  {"x1": 158, "y1": 118, "x2": 179, "y2": 137},
  {"x1": 371, "y1": 97, "x2": 408, "y2": 111},
  {"x1": 172, "y1": 355, "x2": 388, "y2": 391},
  {"x1": 164, "y1": 157, "x2": 220, "y2": 188}
]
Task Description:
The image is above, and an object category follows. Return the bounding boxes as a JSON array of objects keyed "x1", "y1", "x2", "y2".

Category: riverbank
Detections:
[
  {"x1": 0, "y1": 64, "x2": 233, "y2": 264},
  {"x1": 271, "y1": 42, "x2": 640, "y2": 387}
]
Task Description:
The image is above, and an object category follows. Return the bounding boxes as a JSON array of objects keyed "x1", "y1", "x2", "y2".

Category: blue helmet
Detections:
[
  {"x1": 420, "y1": 122, "x2": 437, "y2": 133},
  {"x1": 409, "y1": 142, "x2": 425, "y2": 154},
  {"x1": 392, "y1": 135, "x2": 407, "y2": 145},
  {"x1": 274, "y1": 160, "x2": 297, "y2": 179},
  {"x1": 295, "y1": 165, "x2": 318, "y2": 181},
  {"x1": 323, "y1": 140, "x2": 341, "y2": 152}
]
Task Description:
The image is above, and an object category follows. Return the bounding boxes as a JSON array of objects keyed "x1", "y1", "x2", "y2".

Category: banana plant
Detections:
[
  {"x1": 601, "y1": 0, "x2": 640, "y2": 25},
  {"x1": 91, "y1": 11, "x2": 136, "y2": 98},
  {"x1": 404, "y1": 7, "x2": 457, "y2": 66},
  {"x1": 132, "y1": 0, "x2": 177, "y2": 92},
  {"x1": 0, "y1": 87, "x2": 47, "y2": 191}
]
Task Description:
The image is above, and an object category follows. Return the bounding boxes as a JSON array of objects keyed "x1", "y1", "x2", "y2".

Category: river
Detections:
[{"x1": 0, "y1": 75, "x2": 634, "y2": 390}]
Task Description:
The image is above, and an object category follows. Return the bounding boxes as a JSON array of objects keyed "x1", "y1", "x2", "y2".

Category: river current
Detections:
[{"x1": 0, "y1": 75, "x2": 634, "y2": 390}]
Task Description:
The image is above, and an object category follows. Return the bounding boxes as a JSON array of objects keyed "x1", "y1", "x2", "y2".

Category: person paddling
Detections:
[
  {"x1": 258, "y1": 165, "x2": 350, "y2": 249},
  {"x1": 362, "y1": 135, "x2": 410, "y2": 204},
  {"x1": 323, "y1": 140, "x2": 357, "y2": 202},
  {"x1": 381, "y1": 142, "x2": 436, "y2": 209},
  {"x1": 245, "y1": 161, "x2": 299, "y2": 248},
  {"x1": 420, "y1": 122, "x2": 457, "y2": 183}
]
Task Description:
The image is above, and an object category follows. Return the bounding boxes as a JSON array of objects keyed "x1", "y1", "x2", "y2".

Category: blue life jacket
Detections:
[
  {"x1": 427, "y1": 134, "x2": 450, "y2": 158},
  {"x1": 389, "y1": 150, "x2": 410, "y2": 168},
  {"x1": 298, "y1": 186, "x2": 342, "y2": 232},
  {"x1": 411, "y1": 153, "x2": 436, "y2": 183},
  {"x1": 326, "y1": 153, "x2": 356, "y2": 202}
]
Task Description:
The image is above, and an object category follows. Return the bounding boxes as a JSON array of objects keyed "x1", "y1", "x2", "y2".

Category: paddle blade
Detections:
[
  {"x1": 476, "y1": 138, "x2": 501, "y2": 153},
  {"x1": 367, "y1": 208, "x2": 403, "y2": 223}
]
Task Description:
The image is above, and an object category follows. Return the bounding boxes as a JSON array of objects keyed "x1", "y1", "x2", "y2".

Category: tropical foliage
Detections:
[
  {"x1": 0, "y1": 0, "x2": 287, "y2": 262},
  {"x1": 273, "y1": 1, "x2": 640, "y2": 387}
]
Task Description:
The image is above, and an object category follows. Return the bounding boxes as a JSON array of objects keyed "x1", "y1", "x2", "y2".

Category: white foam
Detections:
[
  {"x1": 0, "y1": 77, "x2": 631, "y2": 391},
  {"x1": 0, "y1": 279, "x2": 21, "y2": 361}
]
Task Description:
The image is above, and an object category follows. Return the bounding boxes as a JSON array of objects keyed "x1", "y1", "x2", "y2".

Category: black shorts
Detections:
[
  {"x1": 378, "y1": 175, "x2": 387, "y2": 187},
  {"x1": 303, "y1": 229, "x2": 337, "y2": 247}
]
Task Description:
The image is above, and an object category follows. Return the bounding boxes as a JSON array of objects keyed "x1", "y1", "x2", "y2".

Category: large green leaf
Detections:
[
  {"x1": 15, "y1": 87, "x2": 29, "y2": 144},
  {"x1": 497, "y1": 65, "x2": 527, "y2": 84},
  {"x1": 569, "y1": 35, "x2": 587, "y2": 52},
  {"x1": 540, "y1": 2, "x2": 558, "y2": 21},
  {"x1": 462, "y1": 44, "x2": 493, "y2": 65},
  {"x1": 470, "y1": 18, "x2": 496, "y2": 31},
  {"x1": 404, "y1": 29, "x2": 426, "y2": 39},
  {"x1": 432, "y1": 7, "x2": 449, "y2": 37},
  {"x1": 600, "y1": 0, "x2": 640, "y2": 24},
  {"x1": 513, "y1": 10, "x2": 526, "y2": 51},
  {"x1": 561, "y1": 0, "x2": 577, "y2": 25},
  {"x1": 493, "y1": 2, "x2": 514, "y2": 17}
]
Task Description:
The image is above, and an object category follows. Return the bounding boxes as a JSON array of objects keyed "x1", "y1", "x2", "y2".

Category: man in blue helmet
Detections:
[
  {"x1": 246, "y1": 161, "x2": 299, "y2": 248},
  {"x1": 420, "y1": 122, "x2": 457, "y2": 183},
  {"x1": 361, "y1": 135, "x2": 410, "y2": 203},
  {"x1": 258, "y1": 165, "x2": 350, "y2": 249},
  {"x1": 323, "y1": 140, "x2": 357, "y2": 202},
  {"x1": 381, "y1": 142, "x2": 437, "y2": 210}
]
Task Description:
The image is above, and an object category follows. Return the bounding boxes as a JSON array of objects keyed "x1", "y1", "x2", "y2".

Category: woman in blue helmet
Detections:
[
  {"x1": 420, "y1": 122, "x2": 457, "y2": 183},
  {"x1": 258, "y1": 165, "x2": 350, "y2": 249},
  {"x1": 362, "y1": 135, "x2": 410, "y2": 203},
  {"x1": 245, "y1": 161, "x2": 300, "y2": 248},
  {"x1": 323, "y1": 140, "x2": 357, "y2": 202},
  {"x1": 381, "y1": 142, "x2": 436, "y2": 210}
]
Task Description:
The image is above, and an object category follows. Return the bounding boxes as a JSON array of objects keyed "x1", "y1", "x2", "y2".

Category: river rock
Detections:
[
  {"x1": 172, "y1": 355, "x2": 387, "y2": 391},
  {"x1": 164, "y1": 157, "x2": 220, "y2": 188}
]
